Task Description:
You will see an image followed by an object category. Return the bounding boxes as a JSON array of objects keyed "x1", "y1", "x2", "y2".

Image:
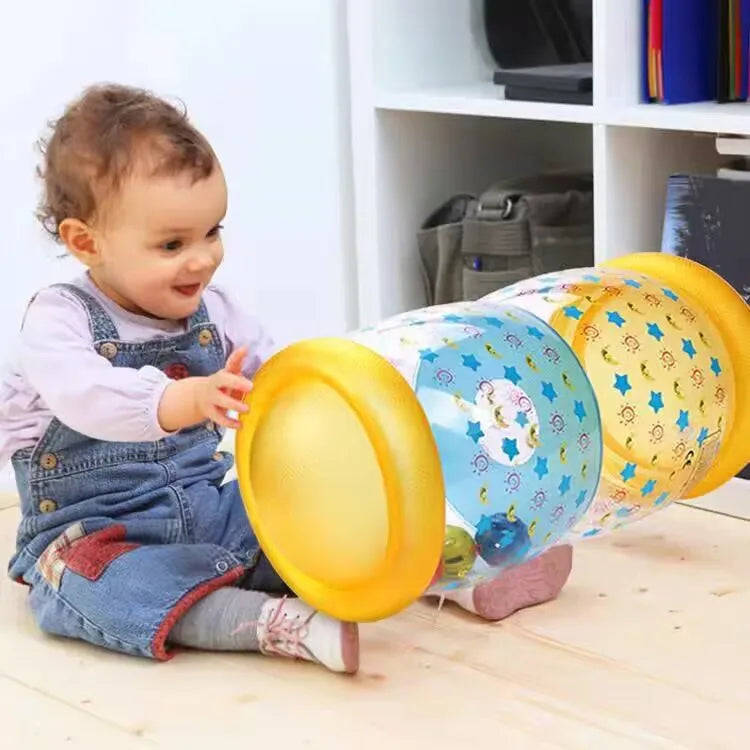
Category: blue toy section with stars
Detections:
[{"x1": 411, "y1": 306, "x2": 603, "y2": 571}]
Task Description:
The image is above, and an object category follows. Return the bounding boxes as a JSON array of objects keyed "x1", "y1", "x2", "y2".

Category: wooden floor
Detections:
[{"x1": 1, "y1": 489, "x2": 748, "y2": 750}]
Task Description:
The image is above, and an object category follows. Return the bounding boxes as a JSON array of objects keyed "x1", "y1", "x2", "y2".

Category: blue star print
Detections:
[
  {"x1": 697, "y1": 427, "x2": 710, "y2": 446},
  {"x1": 443, "y1": 314, "x2": 462, "y2": 323},
  {"x1": 541, "y1": 382, "x2": 558, "y2": 402},
  {"x1": 574, "y1": 400, "x2": 587, "y2": 423},
  {"x1": 676, "y1": 410, "x2": 690, "y2": 432},
  {"x1": 625, "y1": 279, "x2": 642, "y2": 289},
  {"x1": 527, "y1": 326, "x2": 544, "y2": 340},
  {"x1": 563, "y1": 306, "x2": 584, "y2": 319},
  {"x1": 583, "y1": 529, "x2": 600, "y2": 537},
  {"x1": 654, "y1": 492, "x2": 669, "y2": 506},
  {"x1": 640, "y1": 479, "x2": 656, "y2": 497},
  {"x1": 576, "y1": 490, "x2": 587, "y2": 507},
  {"x1": 461, "y1": 354, "x2": 481, "y2": 371},
  {"x1": 614, "y1": 374, "x2": 632, "y2": 396},
  {"x1": 504, "y1": 366, "x2": 522, "y2": 385},
  {"x1": 646, "y1": 322, "x2": 664, "y2": 341},
  {"x1": 682, "y1": 339, "x2": 697, "y2": 359},
  {"x1": 419, "y1": 349, "x2": 438, "y2": 362},
  {"x1": 582, "y1": 274, "x2": 601, "y2": 282},
  {"x1": 502, "y1": 438, "x2": 520, "y2": 461},
  {"x1": 648, "y1": 391, "x2": 664, "y2": 414},
  {"x1": 607, "y1": 311, "x2": 626, "y2": 328},
  {"x1": 620, "y1": 462, "x2": 637, "y2": 482},
  {"x1": 558, "y1": 475, "x2": 572, "y2": 495},
  {"x1": 515, "y1": 411, "x2": 529, "y2": 428},
  {"x1": 534, "y1": 457, "x2": 549, "y2": 479},
  {"x1": 662, "y1": 288, "x2": 679, "y2": 301},
  {"x1": 710, "y1": 357, "x2": 722, "y2": 376},
  {"x1": 484, "y1": 317, "x2": 504, "y2": 328},
  {"x1": 466, "y1": 421, "x2": 484, "y2": 443}
]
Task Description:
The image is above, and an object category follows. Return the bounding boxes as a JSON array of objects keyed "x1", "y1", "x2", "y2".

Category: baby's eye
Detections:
[
  {"x1": 207, "y1": 223, "x2": 224, "y2": 239},
  {"x1": 163, "y1": 239, "x2": 183, "y2": 251}
]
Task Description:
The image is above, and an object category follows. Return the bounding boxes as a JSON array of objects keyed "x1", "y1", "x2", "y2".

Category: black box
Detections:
[{"x1": 661, "y1": 173, "x2": 750, "y2": 480}]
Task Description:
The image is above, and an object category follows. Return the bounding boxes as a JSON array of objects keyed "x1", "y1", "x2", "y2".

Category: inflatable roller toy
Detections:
[{"x1": 235, "y1": 253, "x2": 750, "y2": 622}]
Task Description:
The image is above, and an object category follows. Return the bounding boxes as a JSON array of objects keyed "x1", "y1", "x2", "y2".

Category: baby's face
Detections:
[{"x1": 92, "y1": 165, "x2": 228, "y2": 320}]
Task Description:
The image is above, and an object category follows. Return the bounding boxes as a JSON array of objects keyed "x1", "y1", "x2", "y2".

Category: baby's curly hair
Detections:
[{"x1": 36, "y1": 83, "x2": 217, "y2": 241}]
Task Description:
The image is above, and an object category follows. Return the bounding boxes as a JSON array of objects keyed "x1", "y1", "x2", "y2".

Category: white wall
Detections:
[{"x1": 0, "y1": 0, "x2": 357, "y2": 360}]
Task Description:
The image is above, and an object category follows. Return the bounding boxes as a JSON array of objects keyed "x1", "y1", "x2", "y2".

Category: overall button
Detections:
[
  {"x1": 39, "y1": 453, "x2": 58, "y2": 470},
  {"x1": 38, "y1": 499, "x2": 58, "y2": 513},
  {"x1": 205, "y1": 421, "x2": 215, "y2": 431},
  {"x1": 215, "y1": 560, "x2": 229, "y2": 574},
  {"x1": 99, "y1": 342, "x2": 118, "y2": 359},
  {"x1": 198, "y1": 329, "x2": 213, "y2": 347},
  {"x1": 212, "y1": 451, "x2": 224, "y2": 461}
]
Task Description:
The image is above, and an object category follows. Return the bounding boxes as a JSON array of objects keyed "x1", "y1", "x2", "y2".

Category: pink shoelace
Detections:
[{"x1": 234, "y1": 596, "x2": 317, "y2": 661}]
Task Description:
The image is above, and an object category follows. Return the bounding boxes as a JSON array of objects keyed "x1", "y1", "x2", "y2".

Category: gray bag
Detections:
[{"x1": 417, "y1": 172, "x2": 594, "y2": 304}]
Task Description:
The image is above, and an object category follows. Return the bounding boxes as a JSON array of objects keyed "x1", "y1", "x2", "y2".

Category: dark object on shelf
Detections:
[
  {"x1": 661, "y1": 172, "x2": 750, "y2": 479},
  {"x1": 417, "y1": 172, "x2": 593, "y2": 306},
  {"x1": 662, "y1": 173, "x2": 750, "y2": 303},
  {"x1": 503, "y1": 85, "x2": 592, "y2": 105},
  {"x1": 493, "y1": 62, "x2": 592, "y2": 91},
  {"x1": 483, "y1": 0, "x2": 592, "y2": 69},
  {"x1": 494, "y1": 62, "x2": 593, "y2": 105}
]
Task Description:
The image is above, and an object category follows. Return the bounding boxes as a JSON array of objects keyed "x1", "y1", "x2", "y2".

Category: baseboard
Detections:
[{"x1": 678, "y1": 477, "x2": 749, "y2": 520}]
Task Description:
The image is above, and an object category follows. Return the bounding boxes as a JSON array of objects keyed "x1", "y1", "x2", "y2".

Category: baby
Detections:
[{"x1": 0, "y1": 84, "x2": 572, "y2": 674}]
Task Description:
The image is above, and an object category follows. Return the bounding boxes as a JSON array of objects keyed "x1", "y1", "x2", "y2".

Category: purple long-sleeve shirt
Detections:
[{"x1": 0, "y1": 273, "x2": 276, "y2": 467}]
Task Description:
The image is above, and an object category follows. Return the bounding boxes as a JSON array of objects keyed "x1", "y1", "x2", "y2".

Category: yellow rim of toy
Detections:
[
  {"x1": 235, "y1": 337, "x2": 445, "y2": 622},
  {"x1": 603, "y1": 252, "x2": 750, "y2": 497}
]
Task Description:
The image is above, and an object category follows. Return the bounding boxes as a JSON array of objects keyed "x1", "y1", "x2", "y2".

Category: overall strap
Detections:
[
  {"x1": 186, "y1": 298, "x2": 211, "y2": 328},
  {"x1": 52, "y1": 283, "x2": 120, "y2": 342}
]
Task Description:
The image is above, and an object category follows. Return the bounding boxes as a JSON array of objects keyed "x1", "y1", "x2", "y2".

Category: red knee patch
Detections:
[{"x1": 61, "y1": 525, "x2": 139, "y2": 582}]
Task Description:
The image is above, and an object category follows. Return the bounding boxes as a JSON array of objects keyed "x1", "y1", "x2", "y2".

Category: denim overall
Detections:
[{"x1": 8, "y1": 283, "x2": 282, "y2": 660}]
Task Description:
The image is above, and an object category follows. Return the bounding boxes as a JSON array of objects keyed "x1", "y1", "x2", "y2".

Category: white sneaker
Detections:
[{"x1": 256, "y1": 597, "x2": 359, "y2": 674}]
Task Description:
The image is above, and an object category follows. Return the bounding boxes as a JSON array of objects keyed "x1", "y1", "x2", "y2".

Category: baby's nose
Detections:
[{"x1": 185, "y1": 251, "x2": 216, "y2": 273}]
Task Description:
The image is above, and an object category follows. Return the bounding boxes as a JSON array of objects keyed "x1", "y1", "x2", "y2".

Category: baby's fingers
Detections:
[
  {"x1": 212, "y1": 390, "x2": 249, "y2": 414},
  {"x1": 208, "y1": 405, "x2": 242, "y2": 430},
  {"x1": 225, "y1": 346, "x2": 247, "y2": 375},
  {"x1": 217, "y1": 371, "x2": 254, "y2": 395}
]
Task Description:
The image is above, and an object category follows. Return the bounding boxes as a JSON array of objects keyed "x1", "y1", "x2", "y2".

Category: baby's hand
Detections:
[
  {"x1": 220, "y1": 346, "x2": 249, "y2": 405},
  {"x1": 195, "y1": 348, "x2": 254, "y2": 429},
  {"x1": 158, "y1": 347, "x2": 254, "y2": 432}
]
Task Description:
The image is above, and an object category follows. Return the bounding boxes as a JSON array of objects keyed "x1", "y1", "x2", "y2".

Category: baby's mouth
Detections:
[{"x1": 173, "y1": 283, "x2": 201, "y2": 297}]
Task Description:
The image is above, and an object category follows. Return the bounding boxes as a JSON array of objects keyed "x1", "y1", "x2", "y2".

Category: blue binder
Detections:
[
  {"x1": 642, "y1": 0, "x2": 719, "y2": 104},
  {"x1": 663, "y1": 0, "x2": 718, "y2": 103}
]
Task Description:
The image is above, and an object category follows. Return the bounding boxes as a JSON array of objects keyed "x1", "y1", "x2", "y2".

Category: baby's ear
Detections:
[{"x1": 58, "y1": 218, "x2": 99, "y2": 266}]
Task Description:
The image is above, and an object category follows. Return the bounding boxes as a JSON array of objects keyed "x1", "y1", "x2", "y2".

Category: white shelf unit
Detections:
[
  {"x1": 346, "y1": 0, "x2": 749, "y2": 503},
  {"x1": 347, "y1": 0, "x2": 750, "y2": 325}
]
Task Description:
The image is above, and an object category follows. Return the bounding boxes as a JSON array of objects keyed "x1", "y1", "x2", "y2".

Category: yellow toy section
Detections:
[
  {"x1": 235, "y1": 253, "x2": 750, "y2": 623},
  {"x1": 605, "y1": 252, "x2": 750, "y2": 498},
  {"x1": 535, "y1": 260, "x2": 739, "y2": 535}
]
